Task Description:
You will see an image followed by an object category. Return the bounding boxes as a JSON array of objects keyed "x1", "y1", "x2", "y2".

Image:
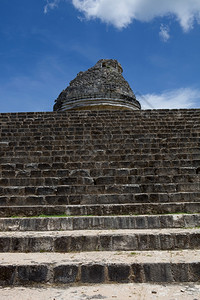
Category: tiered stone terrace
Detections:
[{"x1": 0, "y1": 109, "x2": 200, "y2": 286}]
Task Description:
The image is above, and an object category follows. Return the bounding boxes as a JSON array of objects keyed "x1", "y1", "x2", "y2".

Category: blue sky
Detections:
[{"x1": 0, "y1": 0, "x2": 200, "y2": 112}]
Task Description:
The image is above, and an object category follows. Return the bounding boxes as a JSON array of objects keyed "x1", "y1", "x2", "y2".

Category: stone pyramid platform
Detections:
[{"x1": 0, "y1": 109, "x2": 200, "y2": 286}]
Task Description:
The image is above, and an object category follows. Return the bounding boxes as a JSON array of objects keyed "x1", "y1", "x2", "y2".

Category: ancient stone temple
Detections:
[
  {"x1": 54, "y1": 59, "x2": 141, "y2": 111},
  {"x1": 0, "y1": 59, "x2": 200, "y2": 291}
]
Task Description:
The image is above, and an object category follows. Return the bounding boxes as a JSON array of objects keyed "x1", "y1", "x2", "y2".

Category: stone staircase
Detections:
[{"x1": 0, "y1": 109, "x2": 200, "y2": 286}]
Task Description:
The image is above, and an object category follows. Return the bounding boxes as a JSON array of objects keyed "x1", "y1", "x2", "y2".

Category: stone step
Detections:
[
  {"x1": 3, "y1": 110, "x2": 198, "y2": 115},
  {"x1": 1, "y1": 121, "x2": 198, "y2": 127},
  {"x1": 1, "y1": 116, "x2": 199, "y2": 123},
  {"x1": 1, "y1": 144, "x2": 199, "y2": 154},
  {"x1": 0, "y1": 135, "x2": 199, "y2": 146},
  {"x1": 1, "y1": 182, "x2": 199, "y2": 197},
  {"x1": 1, "y1": 147, "x2": 199, "y2": 157},
  {"x1": 1, "y1": 126, "x2": 199, "y2": 134},
  {"x1": 0, "y1": 228, "x2": 200, "y2": 252},
  {"x1": 1, "y1": 192, "x2": 199, "y2": 206},
  {"x1": 0, "y1": 250, "x2": 200, "y2": 285},
  {"x1": 2, "y1": 139, "x2": 199, "y2": 148},
  {"x1": 1, "y1": 113, "x2": 199, "y2": 119},
  {"x1": 1, "y1": 114, "x2": 199, "y2": 122},
  {"x1": 2, "y1": 126, "x2": 199, "y2": 133},
  {"x1": 0, "y1": 174, "x2": 199, "y2": 187},
  {"x1": 2, "y1": 156, "x2": 200, "y2": 167},
  {"x1": 1, "y1": 152, "x2": 200, "y2": 163},
  {"x1": 1, "y1": 124, "x2": 199, "y2": 131},
  {"x1": 2, "y1": 113, "x2": 198, "y2": 119},
  {"x1": 2, "y1": 133, "x2": 198, "y2": 140},
  {"x1": 1, "y1": 116, "x2": 199, "y2": 122},
  {"x1": 0, "y1": 214, "x2": 199, "y2": 231},
  {"x1": 1, "y1": 132, "x2": 199, "y2": 140},
  {"x1": 1, "y1": 162, "x2": 199, "y2": 174},
  {"x1": 0, "y1": 202, "x2": 200, "y2": 217},
  {"x1": 1, "y1": 111, "x2": 199, "y2": 119},
  {"x1": 0, "y1": 107, "x2": 198, "y2": 114},
  {"x1": 1, "y1": 133, "x2": 198, "y2": 140},
  {"x1": 1, "y1": 166, "x2": 198, "y2": 178},
  {"x1": 1, "y1": 134, "x2": 199, "y2": 143}
]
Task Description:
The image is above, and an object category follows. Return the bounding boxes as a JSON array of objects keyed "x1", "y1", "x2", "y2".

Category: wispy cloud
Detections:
[
  {"x1": 44, "y1": 0, "x2": 60, "y2": 14},
  {"x1": 138, "y1": 88, "x2": 200, "y2": 109},
  {"x1": 70, "y1": 0, "x2": 200, "y2": 31},
  {"x1": 159, "y1": 24, "x2": 170, "y2": 42}
]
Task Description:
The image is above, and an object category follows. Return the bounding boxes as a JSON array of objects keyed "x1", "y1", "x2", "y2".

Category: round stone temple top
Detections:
[{"x1": 53, "y1": 59, "x2": 141, "y2": 111}]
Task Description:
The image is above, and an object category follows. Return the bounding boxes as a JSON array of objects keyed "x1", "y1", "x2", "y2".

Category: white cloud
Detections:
[
  {"x1": 44, "y1": 0, "x2": 60, "y2": 14},
  {"x1": 71, "y1": 0, "x2": 200, "y2": 31},
  {"x1": 138, "y1": 88, "x2": 200, "y2": 109},
  {"x1": 159, "y1": 24, "x2": 170, "y2": 42}
]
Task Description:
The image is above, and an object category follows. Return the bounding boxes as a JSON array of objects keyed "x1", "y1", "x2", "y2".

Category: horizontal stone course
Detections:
[
  {"x1": 1, "y1": 250, "x2": 200, "y2": 285},
  {"x1": 0, "y1": 192, "x2": 199, "y2": 207},
  {"x1": 1, "y1": 148, "x2": 199, "y2": 159},
  {"x1": 0, "y1": 229, "x2": 200, "y2": 252},
  {"x1": 1, "y1": 167, "x2": 198, "y2": 180},
  {"x1": 0, "y1": 174, "x2": 198, "y2": 187},
  {"x1": 0, "y1": 214, "x2": 199, "y2": 232},
  {"x1": 1, "y1": 161, "x2": 199, "y2": 172},
  {"x1": 0, "y1": 202, "x2": 200, "y2": 217}
]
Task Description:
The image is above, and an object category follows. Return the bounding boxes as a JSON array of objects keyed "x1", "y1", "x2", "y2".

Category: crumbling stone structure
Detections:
[
  {"x1": 0, "y1": 59, "x2": 200, "y2": 288},
  {"x1": 54, "y1": 59, "x2": 141, "y2": 111}
]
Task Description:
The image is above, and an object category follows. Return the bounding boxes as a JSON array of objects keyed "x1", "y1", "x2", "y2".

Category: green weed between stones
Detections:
[{"x1": 40, "y1": 249, "x2": 47, "y2": 253}]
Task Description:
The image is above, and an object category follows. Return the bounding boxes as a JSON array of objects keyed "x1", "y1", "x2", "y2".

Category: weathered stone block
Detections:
[
  {"x1": 53, "y1": 265, "x2": 78, "y2": 283},
  {"x1": 147, "y1": 216, "x2": 160, "y2": 228},
  {"x1": 11, "y1": 237, "x2": 24, "y2": 252},
  {"x1": 131, "y1": 264, "x2": 144, "y2": 283},
  {"x1": 112, "y1": 235, "x2": 138, "y2": 251},
  {"x1": 108, "y1": 264, "x2": 130, "y2": 283},
  {"x1": 54, "y1": 237, "x2": 71, "y2": 252},
  {"x1": 135, "y1": 216, "x2": 147, "y2": 229},
  {"x1": 0, "y1": 237, "x2": 11, "y2": 252},
  {"x1": 174, "y1": 234, "x2": 190, "y2": 249},
  {"x1": 0, "y1": 266, "x2": 16, "y2": 285},
  {"x1": 171, "y1": 263, "x2": 189, "y2": 282},
  {"x1": 81, "y1": 264, "x2": 105, "y2": 283},
  {"x1": 189, "y1": 263, "x2": 200, "y2": 282},
  {"x1": 135, "y1": 194, "x2": 149, "y2": 203},
  {"x1": 160, "y1": 234, "x2": 175, "y2": 250},
  {"x1": 143, "y1": 263, "x2": 173, "y2": 282},
  {"x1": 17, "y1": 265, "x2": 48, "y2": 284},
  {"x1": 99, "y1": 235, "x2": 112, "y2": 250}
]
